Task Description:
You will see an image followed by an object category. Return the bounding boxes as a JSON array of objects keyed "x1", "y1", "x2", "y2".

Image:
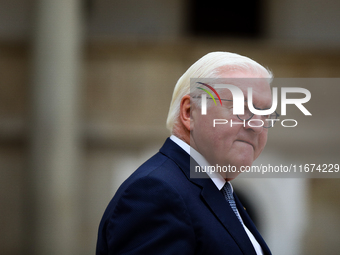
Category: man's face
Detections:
[{"x1": 190, "y1": 71, "x2": 272, "y2": 179}]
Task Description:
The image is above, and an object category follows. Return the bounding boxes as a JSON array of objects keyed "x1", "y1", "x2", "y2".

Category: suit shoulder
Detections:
[
  {"x1": 124, "y1": 151, "x2": 186, "y2": 188},
  {"x1": 101, "y1": 151, "x2": 188, "y2": 217}
]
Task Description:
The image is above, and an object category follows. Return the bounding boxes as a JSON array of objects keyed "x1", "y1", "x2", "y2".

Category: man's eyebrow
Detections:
[{"x1": 243, "y1": 98, "x2": 273, "y2": 109}]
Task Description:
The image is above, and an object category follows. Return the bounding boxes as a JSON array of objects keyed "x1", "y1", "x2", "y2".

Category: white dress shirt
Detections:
[{"x1": 170, "y1": 135, "x2": 263, "y2": 255}]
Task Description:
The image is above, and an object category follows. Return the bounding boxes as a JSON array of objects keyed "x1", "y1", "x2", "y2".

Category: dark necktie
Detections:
[{"x1": 222, "y1": 182, "x2": 243, "y2": 224}]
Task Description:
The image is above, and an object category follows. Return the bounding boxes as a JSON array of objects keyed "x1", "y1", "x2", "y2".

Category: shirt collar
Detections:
[{"x1": 170, "y1": 135, "x2": 226, "y2": 190}]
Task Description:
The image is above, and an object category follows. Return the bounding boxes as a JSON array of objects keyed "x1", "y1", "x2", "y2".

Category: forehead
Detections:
[{"x1": 216, "y1": 71, "x2": 272, "y2": 106}]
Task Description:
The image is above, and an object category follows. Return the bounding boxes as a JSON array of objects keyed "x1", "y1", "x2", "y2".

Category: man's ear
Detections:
[{"x1": 179, "y1": 95, "x2": 191, "y2": 132}]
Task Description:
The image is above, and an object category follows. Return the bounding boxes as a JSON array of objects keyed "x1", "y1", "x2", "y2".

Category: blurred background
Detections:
[{"x1": 0, "y1": 0, "x2": 340, "y2": 254}]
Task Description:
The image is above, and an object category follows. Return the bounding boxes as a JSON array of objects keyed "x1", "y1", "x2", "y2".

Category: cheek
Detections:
[
  {"x1": 213, "y1": 124, "x2": 240, "y2": 143},
  {"x1": 255, "y1": 132, "x2": 268, "y2": 158},
  {"x1": 211, "y1": 128, "x2": 244, "y2": 161}
]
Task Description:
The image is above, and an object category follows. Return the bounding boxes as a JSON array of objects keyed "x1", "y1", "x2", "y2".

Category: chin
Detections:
[
  {"x1": 225, "y1": 172, "x2": 241, "y2": 181},
  {"x1": 233, "y1": 157, "x2": 253, "y2": 169}
]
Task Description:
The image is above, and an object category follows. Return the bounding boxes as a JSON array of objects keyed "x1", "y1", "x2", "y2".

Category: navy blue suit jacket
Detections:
[{"x1": 96, "y1": 138, "x2": 271, "y2": 255}]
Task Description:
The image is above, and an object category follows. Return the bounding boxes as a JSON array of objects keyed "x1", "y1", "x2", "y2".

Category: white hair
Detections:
[{"x1": 166, "y1": 51, "x2": 272, "y2": 133}]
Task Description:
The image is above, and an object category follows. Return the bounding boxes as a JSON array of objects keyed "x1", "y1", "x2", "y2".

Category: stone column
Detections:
[{"x1": 29, "y1": 0, "x2": 83, "y2": 254}]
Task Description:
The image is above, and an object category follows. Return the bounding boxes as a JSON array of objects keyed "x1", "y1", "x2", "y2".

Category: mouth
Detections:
[{"x1": 236, "y1": 140, "x2": 254, "y2": 150}]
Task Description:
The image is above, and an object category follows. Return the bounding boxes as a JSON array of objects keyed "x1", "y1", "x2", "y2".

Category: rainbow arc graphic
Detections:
[{"x1": 196, "y1": 82, "x2": 222, "y2": 106}]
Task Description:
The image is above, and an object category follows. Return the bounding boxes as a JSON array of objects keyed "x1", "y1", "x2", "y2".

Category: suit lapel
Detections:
[
  {"x1": 160, "y1": 138, "x2": 257, "y2": 254},
  {"x1": 199, "y1": 180, "x2": 257, "y2": 255},
  {"x1": 235, "y1": 194, "x2": 272, "y2": 255}
]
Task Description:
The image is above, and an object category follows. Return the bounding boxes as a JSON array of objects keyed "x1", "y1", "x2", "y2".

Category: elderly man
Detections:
[{"x1": 97, "y1": 52, "x2": 274, "y2": 255}]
